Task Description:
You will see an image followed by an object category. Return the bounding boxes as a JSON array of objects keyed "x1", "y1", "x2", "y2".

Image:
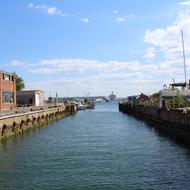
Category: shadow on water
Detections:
[
  {"x1": 124, "y1": 113, "x2": 190, "y2": 152},
  {"x1": 152, "y1": 126, "x2": 190, "y2": 151}
]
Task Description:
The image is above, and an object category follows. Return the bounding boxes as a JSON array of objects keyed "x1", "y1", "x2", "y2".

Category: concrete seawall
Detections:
[
  {"x1": 0, "y1": 104, "x2": 76, "y2": 140},
  {"x1": 119, "y1": 103, "x2": 190, "y2": 146}
]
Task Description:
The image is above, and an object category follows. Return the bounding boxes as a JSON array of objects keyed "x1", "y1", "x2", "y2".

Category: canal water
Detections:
[{"x1": 1, "y1": 102, "x2": 190, "y2": 190}]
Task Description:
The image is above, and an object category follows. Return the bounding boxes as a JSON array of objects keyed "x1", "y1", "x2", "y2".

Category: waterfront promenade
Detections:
[{"x1": 1, "y1": 102, "x2": 190, "y2": 189}]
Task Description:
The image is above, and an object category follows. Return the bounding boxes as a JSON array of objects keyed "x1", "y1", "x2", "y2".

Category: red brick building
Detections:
[{"x1": 0, "y1": 71, "x2": 16, "y2": 110}]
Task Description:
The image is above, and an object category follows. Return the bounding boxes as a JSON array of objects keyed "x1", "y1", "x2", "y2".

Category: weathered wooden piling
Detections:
[{"x1": 119, "y1": 102, "x2": 190, "y2": 147}]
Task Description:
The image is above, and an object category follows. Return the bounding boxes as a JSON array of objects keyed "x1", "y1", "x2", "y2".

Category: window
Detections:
[
  {"x1": 2, "y1": 92, "x2": 14, "y2": 103},
  {"x1": 2, "y1": 73, "x2": 14, "y2": 81},
  {"x1": 4, "y1": 74, "x2": 10, "y2": 81}
]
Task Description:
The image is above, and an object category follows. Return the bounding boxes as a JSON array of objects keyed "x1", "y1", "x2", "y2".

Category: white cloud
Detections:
[
  {"x1": 28, "y1": 59, "x2": 141, "y2": 74},
  {"x1": 29, "y1": 3, "x2": 67, "y2": 17},
  {"x1": 115, "y1": 14, "x2": 134, "y2": 22},
  {"x1": 12, "y1": 56, "x2": 185, "y2": 82},
  {"x1": 7, "y1": 60, "x2": 24, "y2": 67},
  {"x1": 113, "y1": 10, "x2": 118, "y2": 14},
  {"x1": 29, "y1": 3, "x2": 34, "y2": 8},
  {"x1": 8, "y1": 57, "x2": 187, "y2": 96},
  {"x1": 116, "y1": 17, "x2": 126, "y2": 22},
  {"x1": 143, "y1": 1, "x2": 190, "y2": 84},
  {"x1": 143, "y1": 47, "x2": 156, "y2": 60},
  {"x1": 144, "y1": 26, "x2": 180, "y2": 48},
  {"x1": 27, "y1": 57, "x2": 186, "y2": 86},
  {"x1": 129, "y1": 14, "x2": 134, "y2": 18},
  {"x1": 81, "y1": 18, "x2": 89, "y2": 23},
  {"x1": 29, "y1": 3, "x2": 89, "y2": 23},
  {"x1": 47, "y1": 7, "x2": 57, "y2": 15},
  {"x1": 178, "y1": 0, "x2": 190, "y2": 6},
  {"x1": 144, "y1": 2, "x2": 190, "y2": 51},
  {"x1": 26, "y1": 72, "x2": 163, "y2": 97}
]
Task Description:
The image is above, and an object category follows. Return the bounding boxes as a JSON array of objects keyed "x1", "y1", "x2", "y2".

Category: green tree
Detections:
[
  {"x1": 173, "y1": 93, "x2": 185, "y2": 108},
  {"x1": 16, "y1": 75, "x2": 25, "y2": 91},
  {"x1": 151, "y1": 92, "x2": 160, "y2": 107}
]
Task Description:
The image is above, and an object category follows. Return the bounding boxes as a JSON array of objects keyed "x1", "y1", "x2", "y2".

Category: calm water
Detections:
[{"x1": 1, "y1": 102, "x2": 190, "y2": 190}]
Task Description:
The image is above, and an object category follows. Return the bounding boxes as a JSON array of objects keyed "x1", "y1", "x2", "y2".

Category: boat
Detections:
[
  {"x1": 85, "y1": 101, "x2": 95, "y2": 109},
  {"x1": 77, "y1": 103, "x2": 86, "y2": 110}
]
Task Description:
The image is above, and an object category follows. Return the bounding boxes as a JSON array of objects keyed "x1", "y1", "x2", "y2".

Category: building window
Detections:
[
  {"x1": 2, "y1": 73, "x2": 14, "y2": 81},
  {"x1": 2, "y1": 73, "x2": 12, "y2": 81},
  {"x1": 2, "y1": 92, "x2": 14, "y2": 103},
  {"x1": 5, "y1": 74, "x2": 10, "y2": 81}
]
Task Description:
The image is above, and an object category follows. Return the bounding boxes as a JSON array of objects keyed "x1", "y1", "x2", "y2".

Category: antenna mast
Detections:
[{"x1": 181, "y1": 30, "x2": 187, "y2": 86}]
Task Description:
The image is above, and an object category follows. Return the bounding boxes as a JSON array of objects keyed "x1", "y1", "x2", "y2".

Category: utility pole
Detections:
[
  {"x1": 181, "y1": 30, "x2": 187, "y2": 87},
  {"x1": 56, "y1": 92, "x2": 58, "y2": 107}
]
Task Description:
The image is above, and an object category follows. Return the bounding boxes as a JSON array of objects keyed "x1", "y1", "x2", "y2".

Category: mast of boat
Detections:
[{"x1": 181, "y1": 30, "x2": 187, "y2": 87}]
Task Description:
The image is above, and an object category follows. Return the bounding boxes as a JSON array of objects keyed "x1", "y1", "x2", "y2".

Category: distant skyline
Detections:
[{"x1": 1, "y1": 0, "x2": 190, "y2": 97}]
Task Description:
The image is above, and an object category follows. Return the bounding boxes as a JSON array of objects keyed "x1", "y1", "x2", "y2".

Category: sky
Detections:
[{"x1": 1, "y1": 0, "x2": 190, "y2": 97}]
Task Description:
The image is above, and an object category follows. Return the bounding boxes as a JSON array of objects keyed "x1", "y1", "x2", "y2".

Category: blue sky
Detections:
[{"x1": 1, "y1": 0, "x2": 190, "y2": 97}]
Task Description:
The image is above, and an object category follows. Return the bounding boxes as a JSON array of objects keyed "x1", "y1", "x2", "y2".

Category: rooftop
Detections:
[{"x1": 0, "y1": 70, "x2": 15, "y2": 76}]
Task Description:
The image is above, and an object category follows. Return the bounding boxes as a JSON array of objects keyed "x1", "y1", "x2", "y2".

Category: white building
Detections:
[{"x1": 17, "y1": 90, "x2": 44, "y2": 107}]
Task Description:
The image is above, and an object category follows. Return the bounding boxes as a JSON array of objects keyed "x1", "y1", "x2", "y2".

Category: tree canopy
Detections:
[
  {"x1": 173, "y1": 93, "x2": 185, "y2": 108},
  {"x1": 16, "y1": 74, "x2": 25, "y2": 91}
]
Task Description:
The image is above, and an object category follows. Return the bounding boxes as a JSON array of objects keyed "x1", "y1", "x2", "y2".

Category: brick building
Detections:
[{"x1": 0, "y1": 71, "x2": 16, "y2": 110}]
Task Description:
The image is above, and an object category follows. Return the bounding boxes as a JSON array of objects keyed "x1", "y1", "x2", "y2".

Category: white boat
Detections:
[{"x1": 77, "y1": 103, "x2": 86, "y2": 110}]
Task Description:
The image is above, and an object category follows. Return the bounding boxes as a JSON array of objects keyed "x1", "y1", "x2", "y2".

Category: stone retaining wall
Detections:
[{"x1": 0, "y1": 104, "x2": 76, "y2": 140}]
